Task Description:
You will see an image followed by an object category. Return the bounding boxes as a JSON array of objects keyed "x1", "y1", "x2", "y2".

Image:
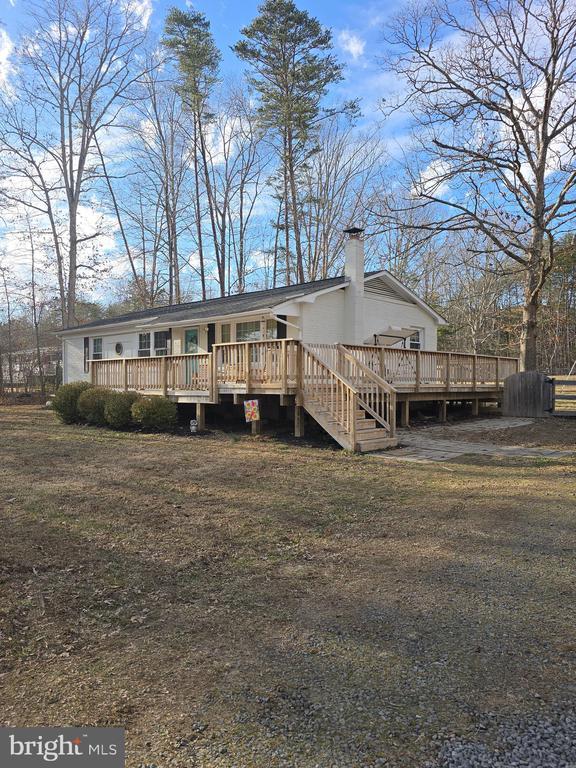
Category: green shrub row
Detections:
[{"x1": 52, "y1": 382, "x2": 177, "y2": 431}]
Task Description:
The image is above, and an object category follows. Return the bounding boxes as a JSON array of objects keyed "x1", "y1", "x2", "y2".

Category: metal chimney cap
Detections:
[{"x1": 343, "y1": 226, "x2": 364, "y2": 237}]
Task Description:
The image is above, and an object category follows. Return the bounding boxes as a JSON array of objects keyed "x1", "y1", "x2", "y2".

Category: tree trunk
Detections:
[
  {"x1": 66, "y1": 207, "x2": 78, "y2": 327},
  {"x1": 520, "y1": 285, "x2": 539, "y2": 371},
  {"x1": 29, "y1": 221, "x2": 46, "y2": 396},
  {"x1": 197, "y1": 110, "x2": 225, "y2": 296},
  {"x1": 1, "y1": 272, "x2": 14, "y2": 391},
  {"x1": 192, "y1": 116, "x2": 206, "y2": 301},
  {"x1": 286, "y1": 130, "x2": 304, "y2": 283},
  {"x1": 283, "y1": 131, "x2": 291, "y2": 285},
  {"x1": 520, "y1": 220, "x2": 546, "y2": 371}
]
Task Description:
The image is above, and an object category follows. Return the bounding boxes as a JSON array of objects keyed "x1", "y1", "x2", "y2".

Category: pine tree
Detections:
[
  {"x1": 163, "y1": 8, "x2": 223, "y2": 296},
  {"x1": 234, "y1": 0, "x2": 347, "y2": 284}
]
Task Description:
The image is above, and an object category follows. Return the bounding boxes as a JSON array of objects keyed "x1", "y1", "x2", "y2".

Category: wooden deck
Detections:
[{"x1": 90, "y1": 341, "x2": 519, "y2": 452}]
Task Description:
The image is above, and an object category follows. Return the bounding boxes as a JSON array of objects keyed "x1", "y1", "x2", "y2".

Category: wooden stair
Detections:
[
  {"x1": 300, "y1": 344, "x2": 398, "y2": 453},
  {"x1": 354, "y1": 410, "x2": 398, "y2": 452}
]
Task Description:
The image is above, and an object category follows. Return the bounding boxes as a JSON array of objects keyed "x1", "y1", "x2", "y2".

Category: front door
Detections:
[
  {"x1": 184, "y1": 328, "x2": 199, "y2": 386},
  {"x1": 185, "y1": 328, "x2": 199, "y2": 354}
]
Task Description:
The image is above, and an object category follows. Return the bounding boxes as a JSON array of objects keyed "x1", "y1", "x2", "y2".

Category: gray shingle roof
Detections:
[{"x1": 61, "y1": 273, "x2": 378, "y2": 333}]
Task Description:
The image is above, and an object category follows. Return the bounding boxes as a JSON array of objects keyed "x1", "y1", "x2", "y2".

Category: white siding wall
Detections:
[
  {"x1": 63, "y1": 330, "x2": 140, "y2": 383},
  {"x1": 362, "y1": 296, "x2": 438, "y2": 350},
  {"x1": 299, "y1": 289, "x2": 346, "y2": 343},
  {"x1": 298, "y1": 289, "x2": 438, "y2": 350},
  {"x1": 63, "y1": 336, "x2": 88, "y2": 383},
  {"x1": 101, "y1": 332, "x2": 138, "y2": 359}
]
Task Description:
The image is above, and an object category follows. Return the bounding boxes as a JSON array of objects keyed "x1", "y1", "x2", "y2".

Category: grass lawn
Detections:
[{"x1": 1, "y1": 405, "x2": 575, "y2": 767}]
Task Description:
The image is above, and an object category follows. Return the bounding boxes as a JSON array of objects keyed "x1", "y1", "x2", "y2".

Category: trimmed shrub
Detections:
[
  {"x1": 131, "y1": 396, "x2": 177, "y2": 431},
  {"x1": 77, "y1": 387, "x2": 112, "y2": 426},
  {"x1": 52, "y1": 381, "x2": 93, "y2": 424},
  {"x1": 104, "y1": 390, "x2": 139, "y2": 430}
]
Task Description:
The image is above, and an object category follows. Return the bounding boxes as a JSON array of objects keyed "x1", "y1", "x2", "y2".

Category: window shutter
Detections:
[
  {"x1": 207, "y1": 323, "x2": 216, "y2": 352},
  {"x1": 276, "y1": 315, "x2": 287, "y2": 339}
]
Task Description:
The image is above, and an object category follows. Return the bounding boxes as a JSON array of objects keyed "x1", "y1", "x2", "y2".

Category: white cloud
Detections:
[
  {"x1": 413, "y1": 159, "x2": 452, "y2": 197},
  {"x1": 0, "y1": 30, "x2": 14, "y2": 91},
  {"x1": 338, "y1": 30, "x2": 366, "y2": 61},
  {"x1": 121, "y1": 0, "x2": 153, "y2": 29}
]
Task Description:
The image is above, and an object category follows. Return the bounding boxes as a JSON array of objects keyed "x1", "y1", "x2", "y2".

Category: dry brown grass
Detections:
[{"x1": 1, "y1": 406, "x2": 575, "y2": 767}]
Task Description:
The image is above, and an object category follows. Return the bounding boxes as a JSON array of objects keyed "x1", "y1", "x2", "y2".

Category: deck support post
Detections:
[
  {"x1": 123, "y1": 358, "x2": 128, "y2": 392},
  {"x1": 471, "y1": 398, "x2": 479, "y2": 417},
  {"x1": 196, "y1": 403, "x2": 206, "y2": 431},
  {"x1": 251, "y1": 419, "x2": 262, "y2": 436},
  {"x1": 400, "y1": 399, "x2": 410, "y2": 428},
  {"x1": 438, "y1": 399, "x2": 448, "y2": 422},
  {"x1": 89, "y1": 362, "x2": 95, "y2": 385},
  {"x1": 294, "y1": 405, "x2": 305, "y2": 437}
]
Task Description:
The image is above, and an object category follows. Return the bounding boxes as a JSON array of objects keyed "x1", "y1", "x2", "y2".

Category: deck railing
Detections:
[
  {"x1": 90, "y1": 341, "x2": 519, "y2": 399},
  {"x1": 343, "y1": 345, "x2": 519, "y2": 391},
  {"x1": 92, "y1": 353, "x2": 213, "y2": 395},
  {"x1": 91, "y1": 340, "x2": 299, "y2": 396},
  {"x1": 214, "y1": 339, "x2": 298, "y2": 391},
  {"x1": 168, "y1": 354, "x2": 212, "y2": 393}
]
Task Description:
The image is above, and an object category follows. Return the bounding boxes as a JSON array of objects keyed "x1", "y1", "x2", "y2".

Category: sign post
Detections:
[{"x1": 244, "y1": 399, "x2": 261, "y2": 435}]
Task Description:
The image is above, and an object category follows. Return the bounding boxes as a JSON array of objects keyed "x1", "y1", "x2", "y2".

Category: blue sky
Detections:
[
  {"x1": 1, "y1": 0, "x2": 406, "y2": 130},
  {"x1": 0, "y1": 0, "x2": 412, "y2": 300}
]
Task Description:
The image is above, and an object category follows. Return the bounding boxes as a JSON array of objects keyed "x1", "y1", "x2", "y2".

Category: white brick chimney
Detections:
[{"x1": 344, "y1": 226, "x2": 365, "y2": 344}]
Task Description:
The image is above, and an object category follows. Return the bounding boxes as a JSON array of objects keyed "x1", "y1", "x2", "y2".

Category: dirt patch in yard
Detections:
[
  {"x1": 426, "y1": 416, "x2": 575, "y2": 450},
  {"x1": 1, "y1": 406, "x2": 575, "y2": 767}
]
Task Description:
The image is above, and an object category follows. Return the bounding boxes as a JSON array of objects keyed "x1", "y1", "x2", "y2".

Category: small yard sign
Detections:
[{"x1": 244, "y1": 399, "x2": 260, "y2": 422}]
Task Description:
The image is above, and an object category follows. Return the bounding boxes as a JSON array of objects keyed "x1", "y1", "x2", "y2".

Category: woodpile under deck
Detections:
[{"x1": 90, "y1": 341, "x2": 519, "y2": 452}]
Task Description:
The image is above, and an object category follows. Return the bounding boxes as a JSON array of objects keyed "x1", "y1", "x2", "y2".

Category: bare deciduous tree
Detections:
[
  {"x1": 0, "y1": 0, "x2": 151, "y2": 325},
  {"x1": 384, "y1": 0, "x2": 576, "y2": 369},
  {"x1": 299, "y1": 117, "x2": 385, "y2": 280}
]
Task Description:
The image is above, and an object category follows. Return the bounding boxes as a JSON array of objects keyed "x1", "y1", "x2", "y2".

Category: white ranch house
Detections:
[{"x1": 60, "y1": 229, "x2": 518, "y2": 451}]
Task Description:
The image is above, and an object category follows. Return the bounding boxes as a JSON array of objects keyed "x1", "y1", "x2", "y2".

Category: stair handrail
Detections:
[
  {"x1": 337, "y1": 345, "x2": 398, "y2": 395},
  {"x1": 301, "y1": 343, "x2": 359, "y2": 393},
  {"x1": 300, "y1": 343, "x2": 359, "y2": 448},
  {"x1": 337, "y1": 345, "x2": 397, "y2": 436}
]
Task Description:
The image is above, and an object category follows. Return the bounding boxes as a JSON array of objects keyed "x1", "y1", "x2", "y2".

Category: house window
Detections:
[
  {"x1": 92, "y1": 338, "x2": 103, "y2": 360},
  {"x1": 266, "y1": 319, "x2": 278, "y2": 339},
  {"x1": 407, "y1": 331, "x2": 421, "y2": 350},
  {"x1": 83, "y1": 337, "x2": 89, "y2": 373},
  {"x1": 236, "y1": 321, "x2": 261, "y2": 342},
  {"x1": 138, "y1": 333, "x2": 151, "y2": 357},
  {"x1": 220, "y1": 323, "x2": 231, "y2": 344},
  {"x1": 154, "y1": 330, "x2": 170, "y2": 356}
]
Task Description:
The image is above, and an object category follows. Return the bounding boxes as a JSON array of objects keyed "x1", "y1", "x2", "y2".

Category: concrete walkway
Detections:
[{"x1": 374, "y1": 418, "x2": 574, "y2": 463}]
